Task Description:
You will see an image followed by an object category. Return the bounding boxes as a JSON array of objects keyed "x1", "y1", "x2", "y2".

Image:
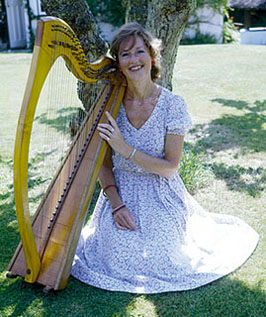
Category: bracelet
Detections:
[
  {"x1": 103, "y1": 184, "x2": 117, "y2": 197},
  {"x1": 127, "y1": 148, "x2": 137, "y2": 160},
  {"x1": 112, "y1": 203, "x2": 126, "y2": 215}
]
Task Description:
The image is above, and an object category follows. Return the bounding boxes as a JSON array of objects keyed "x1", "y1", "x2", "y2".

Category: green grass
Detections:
[{"x1": 0, "y1": 45, "x2": 265, "y2": 316}]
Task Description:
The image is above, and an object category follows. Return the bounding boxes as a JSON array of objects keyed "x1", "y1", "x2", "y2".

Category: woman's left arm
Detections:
[
  {"x1": 97, "y1": 112, "x2": 184, "y2": 178},
  {"x1": 130, "y1": 133, "x2": 184, "y2": 178}
]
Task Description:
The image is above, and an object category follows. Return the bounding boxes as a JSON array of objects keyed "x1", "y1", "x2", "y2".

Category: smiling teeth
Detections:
[{"x1": 130, "y1": 66, "x2": 142, "y2": 70}]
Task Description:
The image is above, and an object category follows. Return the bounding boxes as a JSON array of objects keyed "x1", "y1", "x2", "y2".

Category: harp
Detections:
[{"x1": 7, "y1": 17, "x2": 126, "y2": 291}]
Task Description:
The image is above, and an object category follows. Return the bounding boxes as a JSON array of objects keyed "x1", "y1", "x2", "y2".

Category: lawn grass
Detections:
[{"x1": 0, "y1": 45, "x2": 265, "y2": 316}]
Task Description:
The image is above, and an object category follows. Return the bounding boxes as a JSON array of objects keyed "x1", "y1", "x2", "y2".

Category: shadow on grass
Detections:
[
  {"x1": 0, "y1": 157, "x2": 20, "y2": 268},
  {"x1": 0, "y1": 151, "x2": 67, "y2": 270},
  {"x1": 1, "y1": 270, "x2": 265, "y2": 316},
  {"x1": 34, "y1": 106, "x2": 81, "y2": 135},
  {"x1": 187, "y1": 98, "x2": 266, "y2": 197},
  {"x1": 211, "y1": 163, "x2": 265, "y2": 197},
  {"x1": 191, "y1": 98, "x2": 266, "y2": 154},
  {"x1": 148, "y1": 278, "x2": 266, "y2": 317},
  {"x1": 212, "y1": 98, "x2": 266, "y2": 113}
]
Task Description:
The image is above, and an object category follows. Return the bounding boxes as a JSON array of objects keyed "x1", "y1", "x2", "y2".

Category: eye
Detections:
[
  {"x1": 137, "y1": 50, "x2": 144, "y2": 54},
  {"x1": 121, "y1": 52, "x2": 129, "y2": 57}
]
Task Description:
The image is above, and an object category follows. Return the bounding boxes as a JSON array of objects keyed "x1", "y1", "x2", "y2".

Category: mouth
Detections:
[{"x1": 129, "y1": 65, "x2": 144, "y2": 72}]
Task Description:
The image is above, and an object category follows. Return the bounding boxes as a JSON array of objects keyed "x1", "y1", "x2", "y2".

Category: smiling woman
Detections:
[{"x1": 71, "y1": 22, "x2": 259, "y2": 294}]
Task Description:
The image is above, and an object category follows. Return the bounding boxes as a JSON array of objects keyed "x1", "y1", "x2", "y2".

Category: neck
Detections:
[{"x1": 126, "y1": 78, "x2": 156, "y2": 101}]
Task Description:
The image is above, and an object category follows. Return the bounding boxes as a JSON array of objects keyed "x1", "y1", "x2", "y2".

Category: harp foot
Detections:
[
  {"x1": 6, "y1": 272, "x2": 18, "y2": 279},
  {"x1": 43, "y1": 286, "x2": 53, "y2": 294}
]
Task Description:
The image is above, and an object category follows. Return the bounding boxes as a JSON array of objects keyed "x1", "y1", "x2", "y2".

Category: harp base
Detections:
[
  {"x1": 6, "y1": 272, "x2": 18, "y2": 279},
  {"x1": 6, "y1": 271, "x2": 57, "y2": 294},
  {"x1": 43, "y1": 286, "x2": 54, "y2": 294}
]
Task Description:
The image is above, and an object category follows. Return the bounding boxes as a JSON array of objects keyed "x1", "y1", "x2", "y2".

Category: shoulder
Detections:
[
  {"x1": 159, "y1": 86, "x2": 192, "y2": 134},
  {"x1": 160, "y1": 86, "x2": 185, "y2": 102},
  {"x1": 159, "y1": 86, "x2": 187, "y2": 112}
]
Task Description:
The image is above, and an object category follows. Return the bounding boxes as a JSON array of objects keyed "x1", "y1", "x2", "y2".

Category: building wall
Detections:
[
  {"x1": 5, "y1": 0, "x2": 27, "y2": 48},
  {"x1": 183, "y1": 7, "x2": 224, "y2": 43}
]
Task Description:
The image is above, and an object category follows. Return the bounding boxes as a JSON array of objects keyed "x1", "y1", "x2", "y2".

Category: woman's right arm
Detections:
[
  {"x1": 99, "y1": 146, "x2": 137, "y2": 231},
  {"x1": 99, "y1": 146, "x2": 123, "y2": 208}
]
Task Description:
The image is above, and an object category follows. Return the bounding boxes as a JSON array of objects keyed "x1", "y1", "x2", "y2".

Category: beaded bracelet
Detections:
[
  {"x1": 112, "y1": 204, "x2": 126, "y2": 215},
  {"x1": 103, "y1": 184, "x2": 117, "y2": 197}
]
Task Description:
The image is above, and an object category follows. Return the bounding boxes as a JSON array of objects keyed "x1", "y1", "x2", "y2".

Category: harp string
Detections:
[{"x1": 28, "y1": 27, "x2": 100, "y2": 222}]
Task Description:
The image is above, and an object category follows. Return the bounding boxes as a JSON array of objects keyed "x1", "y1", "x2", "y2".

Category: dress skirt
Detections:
[{"x1": 71, "y1": 87, "x2": 259, "y2": 293}]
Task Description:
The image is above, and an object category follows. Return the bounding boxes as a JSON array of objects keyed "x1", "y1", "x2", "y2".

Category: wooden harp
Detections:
[{"x1": 7, "y1": 17, "x2": 126, "y2": 291}]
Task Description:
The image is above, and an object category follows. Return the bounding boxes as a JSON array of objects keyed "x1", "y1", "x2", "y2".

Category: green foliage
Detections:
[
  {"x1": 196, "y1": 0, "x2": 228, "y2": 13},
  {"x1": 181, "y1": 30, "x2": 218, "y2": 45},
  {"x1": 184, "y1": 1, "x2": 229, "y2": 45},
  {"x1": 179, "y1": 144, "x2": 212, "y2": 193},
  {"x1": 223, "y1": 17, "x2": 240, "y2": 43},
  {"x1": 24, "y1": 1, "x2": 38, "y2": 50},
  {"x1": 0, "y1": 0, "x2": 8, "y2": 43},
  {"x1": 86, "y1": 0, "x2": 125, "y2": 26}
]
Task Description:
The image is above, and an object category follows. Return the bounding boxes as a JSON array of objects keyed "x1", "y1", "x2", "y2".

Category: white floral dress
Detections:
[{"x1": 71, "y1": 87, "x2": 259, "y2": 293}]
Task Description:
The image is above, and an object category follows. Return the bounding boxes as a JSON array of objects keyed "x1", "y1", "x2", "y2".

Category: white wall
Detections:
[
  {"x1": 183, "y1": 7, "x2": 224, "y2": 43},
  {"x1": 240, "y1": 28, "x2": 266, "y2": 45},
  {"x1": 29, "y1": 0, "x2": 45, "y2": 33},
  {"x1": 5, "y1": 0, "x2": 27, "y2": 48}
]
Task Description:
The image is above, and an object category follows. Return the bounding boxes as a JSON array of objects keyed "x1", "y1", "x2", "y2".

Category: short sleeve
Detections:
[{"x1": 166, "y1": 94, "x2": 192, "y2": 135}]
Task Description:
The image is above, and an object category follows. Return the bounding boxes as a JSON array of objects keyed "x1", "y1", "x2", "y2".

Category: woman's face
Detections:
[{"x1": 118, "y1": 36, "x2": 152, "y2": 84}]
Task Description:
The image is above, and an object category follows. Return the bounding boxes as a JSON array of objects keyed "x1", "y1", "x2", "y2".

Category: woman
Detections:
[{"x1": 71, "y1": 23, "x2": 258, "y2": 293}]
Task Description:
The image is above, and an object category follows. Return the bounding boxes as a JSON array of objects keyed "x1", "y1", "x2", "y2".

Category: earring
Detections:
[
  {"x1": 119, "y1": 67, "x2": 122, "y2": 72},
  {"x1": 152, "y1": 60, "x2": 155, "y2": 67}
]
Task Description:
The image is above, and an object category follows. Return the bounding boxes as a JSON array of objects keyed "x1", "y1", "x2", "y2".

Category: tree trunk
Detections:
[
  {"x1": 42, "y1": 0, "x2": 196, "y2": 92},
  {"x1": 42, "y1": 0, "x2": 108, "y2": 61},
  {"x1": 124, "y1": 0, "x2": 196, "y2": 90},
  {"x1": 42, "y1": 0, "x2": 108, "y2": 112}
]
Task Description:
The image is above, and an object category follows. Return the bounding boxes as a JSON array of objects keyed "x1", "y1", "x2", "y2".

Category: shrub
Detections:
[
  {"x1": 179, "y1": 144, "x2": 212, "y2": 193},
  {"x1": 86, "y1": 0, "x2": 125, "y2": 26},
  {"x1": 181, "y1": 30, "x2": 218, "y2": 45}
]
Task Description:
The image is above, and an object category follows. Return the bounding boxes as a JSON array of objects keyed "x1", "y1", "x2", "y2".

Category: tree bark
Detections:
[
  {"x1": 42, "y1": 0, "x2": 108, "y2": 61},
  {"x1": 42, "y1": 0, "x2": 108, "y2": 112},
  {"x1": 42, "y1": 0, "x2": 196, "y2": 91},
  {"x1": 124, "y1": 0, "x2": 196, "y2": 90}
]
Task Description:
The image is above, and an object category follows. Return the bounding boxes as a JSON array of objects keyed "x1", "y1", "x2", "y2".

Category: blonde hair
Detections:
[{"x1": 109, "y1": 22, "x2": 162, "y2": 81}]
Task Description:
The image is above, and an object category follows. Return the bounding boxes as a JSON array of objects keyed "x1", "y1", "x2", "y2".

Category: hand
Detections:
[
  {"x1": 97, "y1": 111, "x2": 130, "y2": 157},
  {"x1": 113, "y1": 206, "x2": 137, "y2": 231}
]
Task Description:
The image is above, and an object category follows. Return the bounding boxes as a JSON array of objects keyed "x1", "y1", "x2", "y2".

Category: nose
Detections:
[{"x1": 128, "y1": 53, "x2": 138, "y2": 64}]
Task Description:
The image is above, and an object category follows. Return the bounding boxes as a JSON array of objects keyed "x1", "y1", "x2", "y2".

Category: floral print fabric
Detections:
[{"x1": 71, "y1": 87, "x2": 259, "y2": 293}]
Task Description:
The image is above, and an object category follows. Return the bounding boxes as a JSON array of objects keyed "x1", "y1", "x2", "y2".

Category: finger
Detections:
[
  {"x1": 119, "y1": 214, "x2": 137, "y2": 231},
  {"x1": 97, "y1": 126, "x2": 113, "y2": 136},
  {"x1": 115, "y1": 222, "x2": 128, "y2": 230},
  {"x1": 98, "y1": 123, "x2": 114, "y2": 132},
  {"x1": 114, "y1": 216, "x2": 130, "y2": 230},
  {"x1": 127, "y1": 217, "x2": 137, "y2": 231},
  {"x1": 99, "y1": 132, "x2": 110, "y2": 142},
  {"x1": 105, "y1": 112, "x2": 118, "y2": 128},
  {"x1": 114, "y1": 213, "x2": 132, "y2": 230}
]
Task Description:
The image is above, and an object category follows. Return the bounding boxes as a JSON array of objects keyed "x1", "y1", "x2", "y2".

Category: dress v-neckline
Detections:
[{"x1": 122, "y1": 88, "x2": 164, "y2": 131}]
